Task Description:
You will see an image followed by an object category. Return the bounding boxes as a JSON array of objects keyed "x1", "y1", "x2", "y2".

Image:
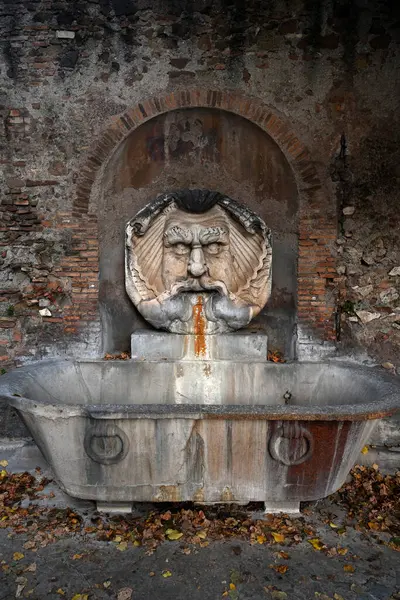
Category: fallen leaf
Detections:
[
  {"x1": 329, "y1": 522, "x2": 339, "y2": 529},
  {"x1": 270, "y1": 564, "x2": 288, "y2": 574},
  {"x1": 230, "y1": 569, "x2": 240, "y2": 585},
  {"x1": 197, "y1": 530, "x2": 207, "y2": 539},
  {"x1": 268, "y1": 350, "x2": 285, "y2": 363},
  {"x1": 162, "y1": 570, "x2": 172, "y2": 578},
  {"x1": 71, "y1": 595, "x2": 89, "y2": 600},
  {"x1": 230, "y1": 583, "x2": 236, "y2": 590},
  {"x1": 165, "y1": 529, "x2": 183, "y2": 541},
  {"x1": 72, "y1": 553, "x2": 84, "y2": 560},
  {"x1": 278, "y1": 551, "x2": 289, "y2": 559},
  {"x1": 104, "y1": 353, "x2": 131, "y2": 361},
  {"x1": 308, "y1": 538, "x2": 324, "y2": 551},
  {"x1": 117, "y1": 542, "x2": 128, "y2": 551},
  {"x1": 361, "y1": 446, "x2": 369, "y2": 454},
  {"x1": 24, "y1": 563, "x2": 36, "y2": 573},
  {"x1": 13, "y1": 552, "x2": 24, "y2": 561},
  {"x1": 368, "y1": 521, "x2": 380, "y2": 530},
  {"x1": 15, "y1": 576, "x2": 27, "y2": 598},
  {"x1": 117, "y1": 588, "x2": 133, "y2": 600},
  {"x1": 257, "y1": 535, "x2": 266, "y2": 544},
  {"x1": 103, "y1": 580, "x2": 111, "y2": 588},
  {"x1": 334, "y1": 594, "x2": 345, "y2": 600},
  {"x1": 271, "y1": 592, "x2": 288, "y2": 600},
  {"x1": 0, "y1": 460, "x2": 8, "y2": 467},
  {"x1": 149, "y1": 572, "x2": 155, "y2": 577},
  {"x1": 56, "y1": 590, "x2": 65, "y2": 596},
  {"x1": 23, "y1": 541, "x2": 36, "y2": 550},
  {"x1": 344, "y1": 564, "x2": 355, "y2": 573},
  {"x1": 337, "y1": 547, "x2": 348, "y2": 556},
  {"x1": 271, "y1": 532, "x2": 285, "y2": 543},
  {"x1": 389, "y1": 537, "x2": 400, "y2": 548}
]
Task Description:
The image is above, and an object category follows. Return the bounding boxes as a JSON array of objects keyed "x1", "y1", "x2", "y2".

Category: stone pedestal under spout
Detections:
[{"x1": 131, "y1": 331, "x2": 268, "y2": 361}]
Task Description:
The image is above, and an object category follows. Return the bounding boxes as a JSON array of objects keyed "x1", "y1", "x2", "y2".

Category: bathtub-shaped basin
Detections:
[{"x1": 0, "y1": 359, "x2": 399, "y2": 511}]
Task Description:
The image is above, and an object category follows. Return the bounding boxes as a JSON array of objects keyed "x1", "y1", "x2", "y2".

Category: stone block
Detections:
[
  {"x1": 131, "y1": 331, "x2": 268, "y2": 361},
  {"x1": 56, "y1": 30, "x2": 75, "y2": 39}
]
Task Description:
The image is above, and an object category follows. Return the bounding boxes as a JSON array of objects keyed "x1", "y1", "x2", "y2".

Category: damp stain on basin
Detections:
[{"x1": 0, "y1": 358, "x2": 399, "y2": 513}]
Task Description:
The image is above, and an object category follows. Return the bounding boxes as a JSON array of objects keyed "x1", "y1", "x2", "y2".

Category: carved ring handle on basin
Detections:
[
  {"x1": 269, "y1": 421, "x2": 314, "y2": 466},
  {"x1": 84, "y1": 424, "x2": 129, "y2": 465}
]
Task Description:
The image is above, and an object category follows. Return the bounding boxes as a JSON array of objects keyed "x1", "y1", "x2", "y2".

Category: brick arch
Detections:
[
  {"x1": 67, "y1": 89, "x2": 337, "y2": 349},
  {"x1": 74, "y1": 89, "x2": 324, "y2": 216}
]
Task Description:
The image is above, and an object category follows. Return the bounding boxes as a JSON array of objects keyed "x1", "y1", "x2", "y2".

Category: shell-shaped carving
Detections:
[
  {"x1": 125, "y1": 190, "x2": 272, "y2": 333},
  {"x1": 130, "y1": 215, "x2": 166, "y2": 297},
  {"x1": 229, "y1": 219, "x2": 270, "y2": 305}
]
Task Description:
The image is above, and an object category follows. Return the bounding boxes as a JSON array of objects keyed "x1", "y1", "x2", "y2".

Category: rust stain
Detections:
[{"x1": 193, "y1": 295, "x2": 206, "y2": 357}]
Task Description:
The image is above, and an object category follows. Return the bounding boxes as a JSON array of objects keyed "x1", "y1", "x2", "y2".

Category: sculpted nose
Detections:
[{"x1": 188, "y1": 246, "x2": 206, "y2": 277}]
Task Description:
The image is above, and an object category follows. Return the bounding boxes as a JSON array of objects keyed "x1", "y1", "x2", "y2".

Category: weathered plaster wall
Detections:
[{"x1": 0, "y1": 0, "x2": 399, "y2": 367}]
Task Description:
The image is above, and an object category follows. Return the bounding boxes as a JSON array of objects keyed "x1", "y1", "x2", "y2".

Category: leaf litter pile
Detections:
[
  {"x1": 1, "y1": 464, "x2": 399, "y2": 558},
  {"x1": 332, "y1": 464, "x2": 400, "y2": 550}
]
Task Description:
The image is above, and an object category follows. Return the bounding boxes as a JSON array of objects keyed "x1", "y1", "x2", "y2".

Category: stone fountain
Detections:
[
  {"x1": 0, "y1": 190, "x2": 399, "y2": 514},
  {"x1": 125, "y1": 189, "x2": 272, "y2": 360}
]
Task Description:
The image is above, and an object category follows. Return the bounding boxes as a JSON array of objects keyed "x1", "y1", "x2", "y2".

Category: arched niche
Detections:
[{"x1": 96, "y1": 107, "x2": 299, "y2": 356}]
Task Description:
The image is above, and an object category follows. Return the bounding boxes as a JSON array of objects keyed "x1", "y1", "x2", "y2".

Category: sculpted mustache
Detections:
[
  {"x1": 171, "y1": 276, "x2": 228, "y2": 296},
  {"x1": 199, "y1": 275, "x2": 229, "y2": 296}
]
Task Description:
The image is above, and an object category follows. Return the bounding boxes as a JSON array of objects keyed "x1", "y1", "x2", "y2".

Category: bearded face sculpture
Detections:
[{"x1": 125, "y1": 190, "x2": 272, "y2": 334}]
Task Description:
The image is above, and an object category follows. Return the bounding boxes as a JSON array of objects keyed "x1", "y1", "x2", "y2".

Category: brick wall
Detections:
[{"x1": 1, "y1": 0, "x2": 399, "y2": 366}]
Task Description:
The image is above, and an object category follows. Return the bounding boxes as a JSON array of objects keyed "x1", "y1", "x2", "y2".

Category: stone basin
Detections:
[{"x1": 0, "y1": 359, "x2": 399, "y2": 513}]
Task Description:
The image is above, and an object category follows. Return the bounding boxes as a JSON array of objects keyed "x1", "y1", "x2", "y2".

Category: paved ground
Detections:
[
  {"x1": 0, "y1": 443, "x2": 399, "y2": 600},
  {"x1": 1, "y1": 517, "x2": 400, "y2": 600}
]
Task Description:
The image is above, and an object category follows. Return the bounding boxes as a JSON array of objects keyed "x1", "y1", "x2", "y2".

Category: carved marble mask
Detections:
[
  {"x1": 126, "y1": 190, "x2": 272, "y2": 334},
  {"x1": 162, "y1": 206, "x2": 234, "y2": 296}
]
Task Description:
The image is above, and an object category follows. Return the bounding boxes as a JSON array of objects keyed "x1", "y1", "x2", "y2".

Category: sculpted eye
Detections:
[
  {"x1": 205, "y1": 243, "x2": 221, "y2": 255},
  {"x1": 173, "y1": 243, "x2": 190, "y2": 255}
]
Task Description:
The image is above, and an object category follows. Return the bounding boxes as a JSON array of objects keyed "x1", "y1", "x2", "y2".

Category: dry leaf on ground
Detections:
[
  {"x1": 165, "y1": 529, "x2": 183, "y2": 541},
  {"x1": 162, "y1": 570, "x2": 172, "y2": 578},
  {"x1": 270, "y1": 564, "x2": 289, "y2": 574},
  {"x1": 13, "y1": 552, "x2": 24, "y2": 561},
  {"x1": 271, "y1": 532, "x2": 285, "y2": 543},
  {"x1": 308, "y1": 538, "x2": 324, "y2": 551},
  {"x1": 117, "y1": 588, "x2": 133, "y2": 600}
]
